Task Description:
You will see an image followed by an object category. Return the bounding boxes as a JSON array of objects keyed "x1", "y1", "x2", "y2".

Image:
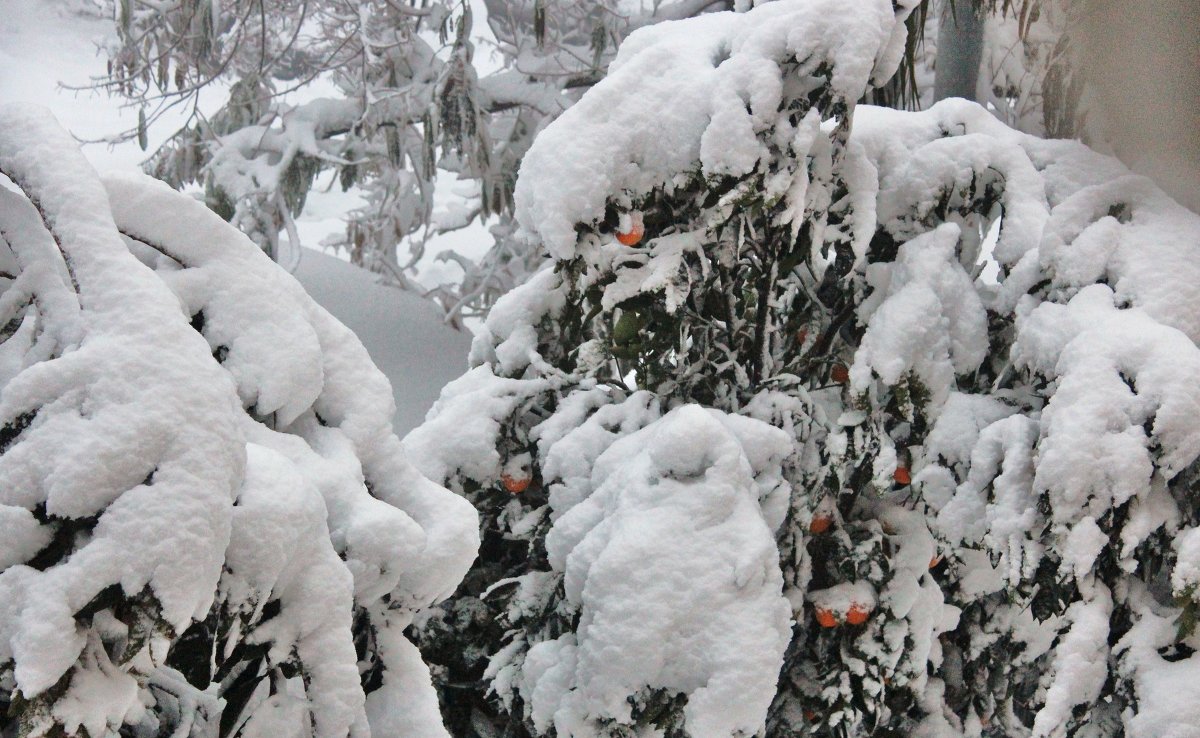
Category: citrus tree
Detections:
[
  {"x1": 405, "y1": 0, "x2": 1200, "y2": 735},
  {"x1": 0, "y1": 104, "x2": 478, "y2": 738}
]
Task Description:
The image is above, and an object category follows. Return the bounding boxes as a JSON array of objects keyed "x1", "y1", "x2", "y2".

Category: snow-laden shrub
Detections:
[
  {"x1": 406, "y1": 0, "x2": 1200, "y2": 736},
  {"x1": 0, "y1": 104, "x2": 478, "y2": 738}
]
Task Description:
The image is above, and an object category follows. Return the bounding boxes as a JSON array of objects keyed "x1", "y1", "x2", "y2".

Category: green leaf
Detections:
[
  {"x1": 119, "y1": 0, "x2": 132, "y2": 36},
  {"x1": 137, "y1": 107, "x2": 148, "y2": 151},
  {"x1": 591, "y1": 24, "x2": 608, "y2": 69},
  {"x1": 613, "y1": 310, "x2": 647, "y2": 346}
]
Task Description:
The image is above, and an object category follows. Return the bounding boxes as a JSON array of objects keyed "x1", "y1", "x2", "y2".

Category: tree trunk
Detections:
[{"x1": 933, "y1": 0, "x2": 985, "y2": 102}]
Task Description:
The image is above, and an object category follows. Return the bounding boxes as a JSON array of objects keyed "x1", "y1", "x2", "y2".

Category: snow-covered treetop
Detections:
[
  {"x1": 0, "y1": 104, "x2": 477, "y2": 737},
  {"x1": 515, "y1": 0, "x2": 921, "y2": 258}
]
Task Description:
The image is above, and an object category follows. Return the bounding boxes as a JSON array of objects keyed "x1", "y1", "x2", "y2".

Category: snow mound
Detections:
[
  {"x1": 851, "y1": 222, "x2": 988, "y2": 407},
  {"x1": 524, "y1": 404, "x2": 792, "y2": 736},
  {"x1": 291, "y1": 248, "x2": 472, "y2": 437}
]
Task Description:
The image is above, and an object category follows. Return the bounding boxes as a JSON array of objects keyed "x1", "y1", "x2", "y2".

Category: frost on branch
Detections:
[{"x1": 0, "y1": 105, "x2": 477, "y2": 737}]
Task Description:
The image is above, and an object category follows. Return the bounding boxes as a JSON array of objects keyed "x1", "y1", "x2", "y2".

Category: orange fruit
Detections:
[
  {"x1": 929, "y1": 555, "x2": 942, "y2": 569},
  {"x1": 846, "y1": 603, "x2": 870, "y2": 625},
  {"x1": 616, "y1": 212, "x2": 644, "y2": 246},
  {"x1": 501, "y1": 474, "x2": 531, "y2": 494},
  {"x1": 830, "y1": 364, "x2": 849, "y2": 384},
  {"x1": 814, "y1": 607, "x2": 838, "y2": 628},
  {"x1": 616, "y1": 226, "x2": 643, "y2": 246},
  {"x1": 809, "y1": 515, "x2": 832, "y2": 534},
  {"x1": 893, "y1": 466, "x2": 911, "y2": 485}
]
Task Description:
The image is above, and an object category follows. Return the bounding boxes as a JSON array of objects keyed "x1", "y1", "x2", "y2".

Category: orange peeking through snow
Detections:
[
  {"x1": 846, "y1": 603, "x2": 871, "y2": 625},
  {"x1": 814, "y1": 606, "x2": 838, "y2": 628},
  {"x1": 502, "y1": 474, "x2": 531, "y2": 494},
  {"x1": 616, "y1": 211, "x2": 644, "y2": 246}
]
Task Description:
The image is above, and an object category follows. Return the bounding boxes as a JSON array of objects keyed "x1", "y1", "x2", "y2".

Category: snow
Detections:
[
  {"x1": 934, "y1": 412, "x2": 1040, "y2": 580},
  {"x1": 922, "y1": 392, "x2": 1018, "y2": 472},
  {"x1": 527, "y1": 405, "x2": 793, "y2": 736},
  {"x1": 1118, "y1": 589, "x2": 1200, "y2": 738},
  {"x1": 0, "y1": 506, "x2": 50, "y2": 570},
  {"x1": 225, "y1": 444, "x2": 365, "y2": 738},
  {"x1": 601, "y1": 231, "x2": 705, "y2": 314},
  {"x1": 289, "y1": 249, "x2": 472, "y2": 436},
  {"x1": 878, "y1": 129, "x2": 1049, "y2": 268},
  {"x1": 0, "y1": 106, "x2": 477, "y2": 736},
  {"x1": 536, "y1": 389, "x2": 662, "y2": 519},
  {"x1": 850, "y1": 223, "x2": 988, "y2": 407},
  {"x1": 364, "y1": 626, "x2": 453, "y2": 738},
  {"x1": 51, "y1": 639, "x2": 143, "y2": 738},
  {"x1": 106, "y1": 172, "x2": 469, "y2": 437},
  {"x1": 1031, "y1": 584, "x2": 1113, "y2": 738},
  {"x1": 402, "y1": 266, "x2": 571, "y2": 488},
  {"x1": 0, "y1": 105, "x2": 244, "y2": 704},
  {"x1": 514, "y1": 0, "x2": 918, "y2": 258},
  {"x1": 1037, "y1": 174, "x2": 1200, "y2": 343},
  {"x1": 403, "y1": 363, "x2": 553, "y2": 487},
  {"x1": 1016, "y1": 284, "x2": 1200, "y2": 519},
  {"x1": 0, "y1": 0, "x2": 475, "y2": 435},
  {"x1": 467, "y1": 266, "x2": 567, "y2": 371},
  {"x1": 808, "y1": 581, "x2": 878, "y2": 616},
  {"x1": 103, "y1": 168, "x2": 479, "y2": 605}
]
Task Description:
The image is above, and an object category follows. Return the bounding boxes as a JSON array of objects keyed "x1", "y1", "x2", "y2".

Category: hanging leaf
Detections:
[
  {"x1": 137, "y1": 107, "x2": 148, "y2": 151},
  {"x1": 591, "y1": 23, "x2": 608, "y2": 70},
  {"x1": 339, "y1": 164, "x2": 357, "y2": 192},
  {"x1": 157, "y1": 53, "x2": 169, "y2": 89},
  {"x1": 386, "y1": 126, "x2": 402, "y2": 168},
  {"x1": 118, "y1": 0, "x2": 132, "y2": 36},
  {"x1": 534, "y1": 0, "x2": 547, "y2": 48},
  {"x1": 422, "y1": 112, "x2": 437, "y2": 181},
  {"x1": 196, "y1": 0, "x2": 214, "y2": 60},
  {"x1": 459, "y1": 3, "x2": 473, "y2": 41},
  {"x1": 281, "y1": 155, "x2": 319, "y2": 216}
]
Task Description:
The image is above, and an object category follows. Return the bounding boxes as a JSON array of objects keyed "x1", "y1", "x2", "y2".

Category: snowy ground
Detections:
[
  {"x1": 0, "y1": 0, "x2": 476, "y2": 433},
  {"x1": 293, "y1": 248, "x2": 471, "y2": 434}
]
